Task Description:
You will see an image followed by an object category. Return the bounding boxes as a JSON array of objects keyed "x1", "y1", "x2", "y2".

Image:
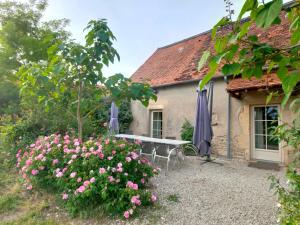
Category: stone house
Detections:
[{"x1": 129, "y1": 8, "x2": 297, "y2": 165}]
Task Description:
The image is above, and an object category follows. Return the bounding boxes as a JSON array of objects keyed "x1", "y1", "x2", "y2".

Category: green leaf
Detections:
[
  {"x1": 238, "y1": 21, "x2": 251, "y2": 39},
  {"x1": 291, "y1": 29, "x2": 300, "y2": 45},
  {"x1": 215, "y1": 36, "x2": 229, "y2": 54},
  {"x1": 265, "y1": 0, "x2": 282, "y2": 27},
  {"x1": 197, "y1": 51, "x2": 210, "y2": 72},
  {"x1": 200, "y1": 59, "x2": 218, "y2": 90},
  {"x1": 221, "y1": 63, "x2": 241, "y2": 76},
  {"x1": 248, "y1": 35, "x2": 258, "y2": 42},
  {"x1": 266, "y1": 92, "x2": 273, "y2": 104},
  {"x1": 255, "y1": 0, "x2": 282, "y2": 28},
  {"x1": 238, "y1": 0, "x2": 258, "y2": 21}
]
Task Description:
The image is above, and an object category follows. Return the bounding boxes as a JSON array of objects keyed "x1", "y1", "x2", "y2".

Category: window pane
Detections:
[
  {"x1": 267, "y1": 121, "x2": 278, "y2": 136},
  {"x1": 157, "y1": 130, "x2": 162, "y2": 138},
  {"x1": 254, "y1": 107, "x2": 265, "y2": 120},
  {"x1": 157, "y1": 121, "x2": 162, "y2": 130},
  {"x1": 255, "y1": 135, "x2": 266, "y2": 149},
  {"x1": 153, "y1": 112, "x2": 158, "y2": 120},
  {"x1": 158, "y1": 112, "x2": 162, "y2": 120},
  {"x1": 153, "y1": 121, "x2": 158, "y2": 129},
  {"x1": 255, "y1": 121, "x2": 265, "y2": 135},
  {"x1": 266, "y1": 106, "x2": 278, "y2": 120},
  {"x1": 152, "y1": 130, "x2": 158, "y2": 138},
  {"x1": 267, "y1": 136, "x2": 279, "y2": 150}
]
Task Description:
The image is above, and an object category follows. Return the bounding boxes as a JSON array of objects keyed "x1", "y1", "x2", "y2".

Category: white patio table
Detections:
[{"x1": 115, "y1": 134, "x2": 190, "y2": 171}]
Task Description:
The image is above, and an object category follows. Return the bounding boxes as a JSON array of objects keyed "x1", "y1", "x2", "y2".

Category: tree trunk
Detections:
[{"x1": 77, "y1": 82, "x2": 83, "y2": 141}]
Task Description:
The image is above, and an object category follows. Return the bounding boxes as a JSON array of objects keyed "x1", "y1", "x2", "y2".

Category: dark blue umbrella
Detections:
[
  {"x1": 193, "y1": 84, "x2": 213, "y2": 156},
  {"x1": 109, "y1": 102, "x2": 119, "y2": 134}
]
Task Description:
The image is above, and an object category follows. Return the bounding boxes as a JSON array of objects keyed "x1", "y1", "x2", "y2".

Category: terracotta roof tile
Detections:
[
  {"x1": 227, "y1": 73, "x2": 282, "y2": 92},
  {"x1": 131, "y1": 13, "x2": 290, "y2": 89}
]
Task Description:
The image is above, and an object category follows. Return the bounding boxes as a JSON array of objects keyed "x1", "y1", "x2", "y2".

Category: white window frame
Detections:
[
  {"x1": 251, "y1": 104, "x2": 282, "y2": 162},
  {"x1": 150, "y1": 110, "x2": 163, "y2": 138}
]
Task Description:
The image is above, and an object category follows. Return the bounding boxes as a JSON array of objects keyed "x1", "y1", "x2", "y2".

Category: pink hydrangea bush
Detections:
[{"x1": 16, "y1": 134, "x2": 158, "y2": 218}]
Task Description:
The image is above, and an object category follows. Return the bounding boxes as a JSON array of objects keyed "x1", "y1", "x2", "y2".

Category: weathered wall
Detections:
[
  {"x1": 230, "y1": 90, "x2": 296, "y2": 165},
  {"x1": 130, "y1": 79, "x2": 229, "y2": 155},
  {"x1": 130, "y1": 80, "x2": 297, "y2": 165}
]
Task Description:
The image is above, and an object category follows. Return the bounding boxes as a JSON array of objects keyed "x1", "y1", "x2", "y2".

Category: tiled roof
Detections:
[
  {"x1": 131, "y1": 13, "x2": 290, "y2": 88},
  {"x1": 227, "y1": 73, "x2": 282, "y2": 92}
]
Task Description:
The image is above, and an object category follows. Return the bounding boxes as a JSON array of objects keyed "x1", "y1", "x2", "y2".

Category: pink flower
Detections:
[
  {"x1": 119, "y1": 143, "x2": 126, "y2": 148},
  {"x1": 78, "y1": 185, "x2": 85, "y2": 193},
  {"x1": 74, "y1": 141, "x2": 80, "y2": 146},
  {"x1": 64, "y1": 134, "x2": 70, "y2": 140},
  {"x1": 77, "y1": 177, "x2": 82, "y2": 182},
  {"x1": 62, "y1": 193, "x2": 68, "y2": 200},
  {"x1": 82, "y1": 146, "x2": 87, "y2": 151},
  {"x1": 124, "y1": 211, "x2": 130, "y2": 219},
  {"x1": 125, "y1": 157, "x2": 132, "y2": 162},
  {"x1": 143, "y1": 173, "x2": 148, "y2": 177},
  {"x1": 117, "y1": 162, "x2": 122, "y2": 168},
  {"x1": 56, "y1": 171, "x2": 63, "y2": 178},
  {"x1": 130, "y1": 152, "x2": 139, "y2": 160},
  {"x1": 53, "y1": 138, "x2": 59, "y2": 145},
  {"x1": 71, "y1": 154, "x2": 77, "y2": 159},
  {"x1": 117, "y1": 167, "x2": 123, "y2": 172},
  {"x1": 52, "y1": 159, "x2": 59, "y2": 165},
  {"x1": 105, "y1": 139, "x2": 110, "y2": 145},
  {"x1": 108, "y1": 176, "x2": 115, "y2": 183},
  {"x1": 98, "y1": 153, "x2": 104, "y2": 159},
  {"x1": 62, "y1": 167, "x2": 67, "y2": 173},
  {"x1": 107, "y1": 156, "x2": 113, "y2": 161},
  {"x1": 90, "y1": 177, "x2": 96, "y2": 183},
  {"x1": 132, "y1": 183, "x2": 138, "y2": 190},
  {"x1": 70, "y1": 172, "x2": 77, "y2": 178},
  {"x1": 112, "y1": 150, "x2": 116, "y2": 155},
  {"x1": 141, "y1": 178, "x2": 145, "y2": 184},
  {"x1": 124, "y1": 172, "x2": 128, "y2": 176},
  {"x1": 35, "y1": 154, "x2": 44, "y2": 160},
  {"x1": 26, "y1": 185, "x2": 33, "y2": 190},
  {"x1": 151, "y1": 194, "x2": 157, "y2": 202},
  {"x1": 83, "y1": 180, "x2": 90, "y2": 187},
  {"x1": 25, "y1": 159, "x2": 32, "y2": 166},
  {"x1": 131, "y1": 196, "x2": 141, "y2": 205},
  {"x1": 31, "y1": 169, "x2": 39, "y2": 176},
  {"x1": 127, "y1": 181, "x2": 134, "y2": 188},
  {"x1": 99, "y1": 167, "x2": 106, "y2": 174}
]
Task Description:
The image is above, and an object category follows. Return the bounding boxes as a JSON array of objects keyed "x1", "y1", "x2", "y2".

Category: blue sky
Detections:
[{"x1": 42, "y1": 0, "x2": 245, "y2": 77}]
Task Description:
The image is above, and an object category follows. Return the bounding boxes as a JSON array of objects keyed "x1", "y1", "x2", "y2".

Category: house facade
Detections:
[{"x1": 129, "y1": 10, "x2": 296, "y2": 165}]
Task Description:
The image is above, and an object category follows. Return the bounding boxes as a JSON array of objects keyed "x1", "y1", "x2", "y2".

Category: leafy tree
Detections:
[
  {"x1": 0, "y1": 0, "x2": 69, "y2": 119},
  {"x1": 18, "y1": 19, "x2": 156, "y2": 140}
]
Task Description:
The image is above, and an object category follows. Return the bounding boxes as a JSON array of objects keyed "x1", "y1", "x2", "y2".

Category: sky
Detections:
[{"x1": 42, "y1": 0, "x2": 245, "y2": 77}]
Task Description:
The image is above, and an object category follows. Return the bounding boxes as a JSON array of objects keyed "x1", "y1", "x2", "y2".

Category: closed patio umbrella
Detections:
[
  {"x1": 109, "y1": 101, "x2": 119, "y2": 134},
  {"x1": 193, "y1": 83, "x2": 213, "y2": 157}
]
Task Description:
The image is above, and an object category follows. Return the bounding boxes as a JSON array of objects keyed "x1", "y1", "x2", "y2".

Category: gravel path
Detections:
[{"x1": 123, "y1": 157, "x2": 284, "y2": 225}]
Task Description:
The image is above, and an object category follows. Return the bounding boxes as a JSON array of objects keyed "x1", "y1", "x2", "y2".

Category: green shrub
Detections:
[
  {"x1": 180, "y1": 119, "x2": 194, "y2": 141},
  {"x1": 17, "y1": 134, "x2": 158, "y2": 218},
  {"x1": 270, "y1": 153, "x2": 300, "y2": 225}
]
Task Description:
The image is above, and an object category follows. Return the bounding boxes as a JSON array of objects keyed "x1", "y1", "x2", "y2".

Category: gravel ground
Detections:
[{"x1": 120, "y1": 156, "x2": 284, "y2": 225}]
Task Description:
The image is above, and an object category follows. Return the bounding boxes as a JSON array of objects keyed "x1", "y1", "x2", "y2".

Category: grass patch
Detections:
[
  {"x1": 2, "y1": 210, "x2": 60, "y2": 225},
  {"x1": 167, "y1": 194, "x2": 180, "y2": 203},
  {"x1": 0, "y1": 194, "x2": 20, "y2": 213}
]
